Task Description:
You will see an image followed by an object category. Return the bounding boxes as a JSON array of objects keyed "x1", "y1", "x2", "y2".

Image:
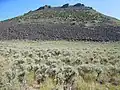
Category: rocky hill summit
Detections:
[{"x1": 0, "y1": 3, "x2": 120, "y2": 41}]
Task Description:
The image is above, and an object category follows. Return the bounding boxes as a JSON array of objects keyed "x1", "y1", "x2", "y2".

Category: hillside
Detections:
[{"x1": 0, "y1": 3, "x2": 120, "y2": 41}]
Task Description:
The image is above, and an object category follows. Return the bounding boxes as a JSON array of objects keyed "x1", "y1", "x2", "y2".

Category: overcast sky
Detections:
[{"x1": 0, "y1": 0, "x2": 120, "y2": 21}]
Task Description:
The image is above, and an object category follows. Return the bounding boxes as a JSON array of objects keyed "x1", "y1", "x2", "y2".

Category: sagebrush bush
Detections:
[{"x1": 0, "y1": 41, "x2": 120, "y2": 90}]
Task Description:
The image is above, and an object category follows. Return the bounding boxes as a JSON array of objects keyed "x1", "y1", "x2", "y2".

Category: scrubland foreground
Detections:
[{"x1": 0, "y1": 40, "x2": 120, "y2": 90}]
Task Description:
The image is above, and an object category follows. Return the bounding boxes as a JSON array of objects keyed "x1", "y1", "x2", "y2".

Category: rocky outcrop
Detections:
[
  {"x1": 61, "y1": 3, "x2": 69, "y2": 8},
  {"x1": 36, "y1": 5, "x2": 51, "y2": 10}
]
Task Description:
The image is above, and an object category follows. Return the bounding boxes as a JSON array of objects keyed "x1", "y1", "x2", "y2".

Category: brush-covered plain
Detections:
[{"x1": 0, "y1": 41, "x2": 120, "y2": 90}]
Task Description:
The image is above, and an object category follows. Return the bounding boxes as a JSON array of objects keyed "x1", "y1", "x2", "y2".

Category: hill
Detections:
[{"x1": 0, "y1": 3, "x2": 120, "y2": 41}]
